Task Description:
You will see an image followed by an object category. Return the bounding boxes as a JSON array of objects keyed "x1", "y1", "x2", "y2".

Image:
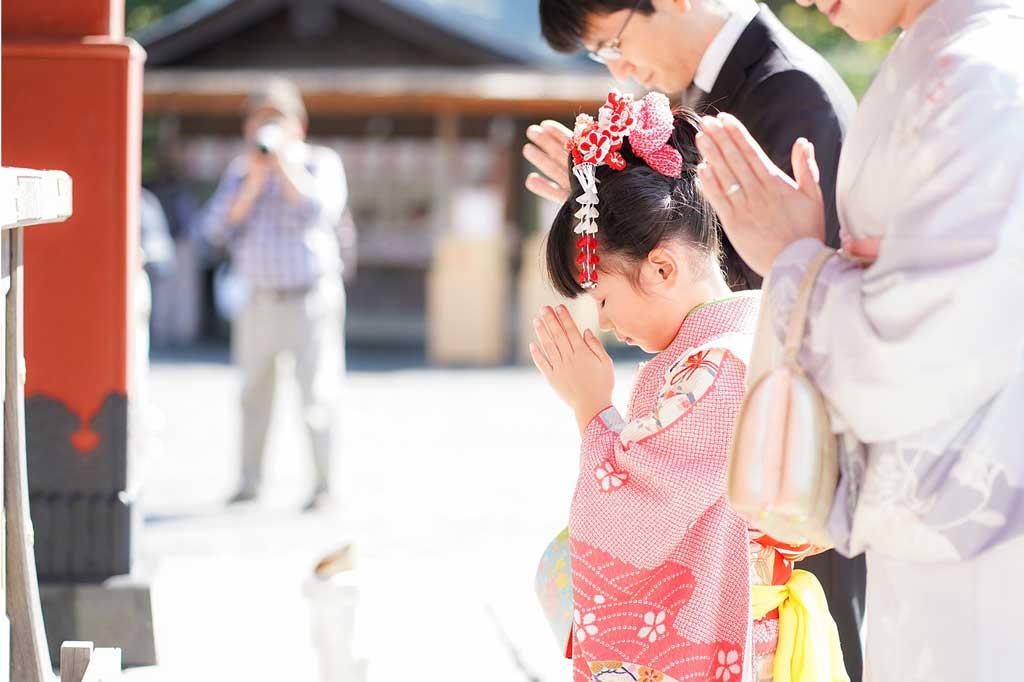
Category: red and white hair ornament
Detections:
[{"x1": 565, "y1": 90, "x2": 683, "y2": 289}]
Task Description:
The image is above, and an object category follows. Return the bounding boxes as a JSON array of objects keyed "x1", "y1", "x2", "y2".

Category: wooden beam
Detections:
[
  {"x1": 142, "y1": 67, "x2": 615, "y2": 118},
  {"x1": 0, "y1": 168, "x2": 74, "y2": 231},
  {"x1": 146, "y1": 91, "x2": 602, "y2": 117},
  {"x1": 1, "y1": 166, "x2": 73, "y2": 681}
]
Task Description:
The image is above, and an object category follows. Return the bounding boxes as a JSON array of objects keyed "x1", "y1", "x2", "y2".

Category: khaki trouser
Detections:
[{"x1": 233, "y1": 278, "x2": 344, "y2": 496}]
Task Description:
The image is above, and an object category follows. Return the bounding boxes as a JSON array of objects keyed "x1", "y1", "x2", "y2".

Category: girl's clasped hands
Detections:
[{"x1": 529, "y1": 305, "x2": 615, "y2": 436}]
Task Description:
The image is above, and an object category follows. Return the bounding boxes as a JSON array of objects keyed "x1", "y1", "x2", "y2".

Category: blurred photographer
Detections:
[{"x1": 202, "y1": 79, "x2": 349, "y2": 511}]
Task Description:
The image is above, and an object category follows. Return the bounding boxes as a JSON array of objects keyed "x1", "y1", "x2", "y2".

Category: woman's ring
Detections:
[{"x1": 726, "y1": 183, "x2": 742, "y2": 196}]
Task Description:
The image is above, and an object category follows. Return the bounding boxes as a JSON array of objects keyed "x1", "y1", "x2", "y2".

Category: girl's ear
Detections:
[{"x1": 646, "y1": 246, "x2": 681, "y2": 285}]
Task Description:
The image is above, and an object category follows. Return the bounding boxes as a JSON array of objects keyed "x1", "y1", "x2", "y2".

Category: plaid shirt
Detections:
[{"x1": 203, "y1": 144, "x2": 348, "y2": 290}]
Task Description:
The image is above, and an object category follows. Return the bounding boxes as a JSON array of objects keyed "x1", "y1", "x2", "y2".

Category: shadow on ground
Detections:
[{"x1": 152, "y1": 340, "x2": 650, "y2": 373}]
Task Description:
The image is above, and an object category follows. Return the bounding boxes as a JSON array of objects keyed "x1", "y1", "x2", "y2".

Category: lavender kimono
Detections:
[{"x1": 762, "y1": 0, "x2": 1024, "y2": 678}]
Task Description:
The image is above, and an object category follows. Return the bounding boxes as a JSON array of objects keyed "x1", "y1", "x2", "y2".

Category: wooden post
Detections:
[
  {"x1": 1, "y1": 167, "x2": 74, "y2": 682},
  {"x1": 3, "y1": 0, "x2": 155, "y2": 666},
  {"x1": 60, "y1": 642, "x2": 93, "y2": 682},
  {"x1": 60, "y1": 641, "x2": 121, "y2": 682},
  {"x1": 5, "y1": 226, "x2": 49, "y2": 682},
  {"x1": 426, "y1": 112, "x2": 513, "y2": 365},
  {"x1": 432, "y1": 111, "x2": 461, "y2": 237}
]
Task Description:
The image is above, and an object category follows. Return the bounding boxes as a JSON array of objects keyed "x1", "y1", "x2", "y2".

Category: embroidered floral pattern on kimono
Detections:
[
  {"x1": 594, "y1": 460, "x2": 629, "y2": 491},
  {"x1": 619, "y1": 348, "x2": 726, "y2": 448}
]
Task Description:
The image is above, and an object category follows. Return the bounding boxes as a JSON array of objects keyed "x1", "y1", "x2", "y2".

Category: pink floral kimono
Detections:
[{"x1": 568, "y1": 293, "x2": 761, "y2": 682}]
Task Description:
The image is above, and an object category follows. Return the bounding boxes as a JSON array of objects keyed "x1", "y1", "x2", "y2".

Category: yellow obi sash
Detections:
[{"x1": 751, "y1": 569, "x2": 849, "y2": 682}]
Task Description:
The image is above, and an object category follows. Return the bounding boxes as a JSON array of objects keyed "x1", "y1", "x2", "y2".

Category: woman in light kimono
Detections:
[{"x1": 693, "y1": 0, "x2": 1024, "y2": 679}]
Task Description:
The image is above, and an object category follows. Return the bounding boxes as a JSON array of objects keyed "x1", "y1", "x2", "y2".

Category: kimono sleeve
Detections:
[
  {"x1": 571, "y1": 347, "x2": 744, "y2": 566},
  {"x1": 764, "y1": 57, "x2": 1024, "y2": 444}
]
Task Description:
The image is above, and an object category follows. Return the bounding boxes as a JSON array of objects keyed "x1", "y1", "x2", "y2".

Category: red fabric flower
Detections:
[
  {"x1": 577, "y1": 126, "x2": 613, "y2": 164},
  {"x1": 606, "y1": 151, "x2": 627, "y2": 170}
]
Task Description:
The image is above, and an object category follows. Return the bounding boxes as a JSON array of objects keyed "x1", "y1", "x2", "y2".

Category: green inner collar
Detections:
[{"x1": 683, "y1": 291, "x2": 758, "y2": 321}]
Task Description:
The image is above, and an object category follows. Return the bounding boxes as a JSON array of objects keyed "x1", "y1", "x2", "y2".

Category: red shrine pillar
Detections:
[{"x1": 1, "y1": 0, "x2": 155, "y2": 665}]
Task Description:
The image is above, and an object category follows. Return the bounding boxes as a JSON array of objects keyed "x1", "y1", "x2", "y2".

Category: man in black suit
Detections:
[{"x1": 524, "y1": 1, "x2": 865, "y2": 678}]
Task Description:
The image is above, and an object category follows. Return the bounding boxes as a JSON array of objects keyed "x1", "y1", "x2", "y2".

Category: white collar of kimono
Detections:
[{"x1": 693, "y1": 1, "x2": 759, "y2": 94}]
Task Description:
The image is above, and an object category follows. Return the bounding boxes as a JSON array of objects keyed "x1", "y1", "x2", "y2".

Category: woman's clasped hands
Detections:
[{"x1": 695, "y1": 112, "x2": 827, "y2": 275}]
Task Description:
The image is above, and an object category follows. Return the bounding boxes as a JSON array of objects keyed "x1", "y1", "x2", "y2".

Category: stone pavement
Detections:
[{"x1": 128, "y1": 346, "x2": 642, "y2": 682}]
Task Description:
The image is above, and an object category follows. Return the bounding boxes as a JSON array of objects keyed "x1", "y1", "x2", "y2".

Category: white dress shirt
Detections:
[{"x1": 692, "y1": 1, "x2": 760, "y2": 94}]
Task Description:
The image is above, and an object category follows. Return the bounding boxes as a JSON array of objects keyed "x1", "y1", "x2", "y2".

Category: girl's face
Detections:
[
  {"x1": 586, "y1": 248, "x2": 712, "y2": 354},
  {"x1": 796, "y1": 0, "x2": 931, "y2": 41}
]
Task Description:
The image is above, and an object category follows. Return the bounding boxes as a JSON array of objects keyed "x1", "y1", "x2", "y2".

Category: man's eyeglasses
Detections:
[{"x1": 586, "y1": 0, "x2": 642, "y2": 64}]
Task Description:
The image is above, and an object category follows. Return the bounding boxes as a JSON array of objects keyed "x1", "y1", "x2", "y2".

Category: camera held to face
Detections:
[{"x1": 254, "y1": 122, "x2": 286, "y2": 155}]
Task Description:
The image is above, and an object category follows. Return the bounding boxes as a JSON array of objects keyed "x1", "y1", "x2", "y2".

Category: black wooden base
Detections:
[
  {"x1": 39, "y1": 578, "x2": 156, "y2": 668},
  {"x1": 25, "y1": 393, "x2": 135, "y2": 581}
]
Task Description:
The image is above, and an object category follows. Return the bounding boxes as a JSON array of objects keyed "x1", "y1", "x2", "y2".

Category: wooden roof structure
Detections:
[{"x1": 137, "y1": 0, "x2": 614, "y2": 118}]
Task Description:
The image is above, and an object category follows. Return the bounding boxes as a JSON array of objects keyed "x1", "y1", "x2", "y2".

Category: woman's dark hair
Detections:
[
  {"x1": 539, "y1": 0, "x2": 656, "y2": 53},
  {"x1": 546, "y1": 109, "x2": 723, "y2": 299}
]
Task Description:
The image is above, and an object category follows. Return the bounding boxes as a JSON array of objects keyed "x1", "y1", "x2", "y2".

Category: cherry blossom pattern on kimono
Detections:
[{"x1": 616, "y1": 348, "x2": 729, "y2": 449}]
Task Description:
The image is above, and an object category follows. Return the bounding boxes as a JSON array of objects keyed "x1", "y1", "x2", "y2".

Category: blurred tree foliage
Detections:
[
  {"x1": 765, "y1": 1, "x2": 896, "y2": 97},
  {"x1": 128, "y1": 0, "x2": 192, "y2": 181},
  {"x1": 126, "y1": 1, "x2": 895, "y2": 98},
  {"x1": 126, "y1": 0, "x2": 191, "y2": 33}
]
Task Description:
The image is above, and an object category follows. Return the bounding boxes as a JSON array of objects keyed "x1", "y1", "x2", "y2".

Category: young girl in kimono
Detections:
[
  {"x1": 530, "y1": 91, "x2": 844, "y2": 682},
  {"x1": 695, "y1": 0, "x2": 1024, "y2": 678}
]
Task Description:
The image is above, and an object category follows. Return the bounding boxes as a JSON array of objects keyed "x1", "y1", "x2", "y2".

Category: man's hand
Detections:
[
  {"x1": 530, "y1": 305, "x2": 615, "y2": 435},
  {"x1": 226, "y1": 151, "x2": 271, "y2": 224},
  {"x1": 695, "y1": 113, "x2": 826, "y2": 275},
  {"x1": 523, "y1": 120, "x2": 573, "y2": 204},
  {"x1": 246, "y1": 149, "x2": 271, "y2": 185},
  {"x1": 267, "y1": 143, "x2": 318, "y2": 206}
]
